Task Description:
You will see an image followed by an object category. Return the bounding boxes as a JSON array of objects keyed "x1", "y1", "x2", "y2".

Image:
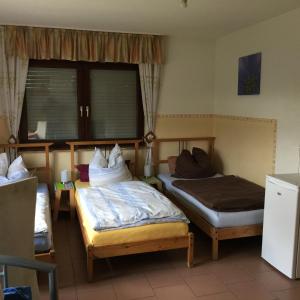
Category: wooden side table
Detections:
[
  {"x1": 139, "y1": 176, "x2": 163, "y2": 192},
  {"x1": 54, "y1": 182, "x2": 75, "y2": 221}
]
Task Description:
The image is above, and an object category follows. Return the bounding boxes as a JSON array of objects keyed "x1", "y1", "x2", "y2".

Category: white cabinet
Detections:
[{"x1": 261, "y1": 174, "x2": 300, "y2": 279}]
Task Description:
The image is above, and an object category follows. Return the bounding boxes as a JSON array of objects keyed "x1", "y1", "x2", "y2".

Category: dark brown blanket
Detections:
[{"x1": 172, "y1": 175, "x2": 265, "y2": 212}]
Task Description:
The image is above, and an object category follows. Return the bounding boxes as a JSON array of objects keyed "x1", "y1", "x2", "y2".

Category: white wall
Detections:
[
  {"x1": 158, "y1": 36, "x2": 215, "y2": 114},
  {"x1": 214, "y1": 8, "x2": 300, "y2": 173}
]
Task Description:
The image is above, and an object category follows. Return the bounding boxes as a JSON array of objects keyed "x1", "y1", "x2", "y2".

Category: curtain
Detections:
[
  {"x1": 0, "y1": 26, "x2": 29, "y2": 142},
  {"x1": 4, "y1": 25, "x2": 164, "y2": 64},
  {"x1": 0, "y1": 27, "x2": 8, "y2": 117},
  {"x1": 1, "y1": 24, "x2": 164, "y2": 150},
  {"x1": 139, "y1": 64, "x2": 161, "y2": 176}
]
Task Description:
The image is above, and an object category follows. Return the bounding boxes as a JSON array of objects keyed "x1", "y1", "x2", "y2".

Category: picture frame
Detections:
[{"x1": 238, "y1": 52, "x2": 261, "y2": 95}]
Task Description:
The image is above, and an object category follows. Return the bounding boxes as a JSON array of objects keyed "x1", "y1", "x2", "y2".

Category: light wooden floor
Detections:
[{"x1": 39, "y1": 215, "x2": 300, "y2": 300}]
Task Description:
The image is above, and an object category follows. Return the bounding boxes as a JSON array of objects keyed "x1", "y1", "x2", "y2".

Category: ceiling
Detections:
[{"x1": 1, "y1": 0, "x2": 300, "y2": 38}]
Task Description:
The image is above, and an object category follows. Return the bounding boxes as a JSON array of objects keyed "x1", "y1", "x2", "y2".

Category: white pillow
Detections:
[
  {"x1": 7, "y1": 156, "x2": 30, "y2": 181},
  {"x1": 89, "y1": 148, "x2": 108, "y2": 169},
  {"x1": 89, "y1": 164, "x2": 132, "y2": 187},
  {"x1": 89, "y1": 145, "x2": 132, "y2": 187},
  {"x1": 0, "y1": 153, "x2": 9, "y2": 177},
  {"x1": 108, "y1": 144, "x2": 124, "y2": 168}
]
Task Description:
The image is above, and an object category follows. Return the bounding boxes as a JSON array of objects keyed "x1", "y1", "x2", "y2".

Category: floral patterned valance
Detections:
[{"x1": 3, "y1": 25, "x2": 164, "y2": 64}]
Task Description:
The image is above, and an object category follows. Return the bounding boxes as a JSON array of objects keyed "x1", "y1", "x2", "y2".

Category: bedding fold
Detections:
[
  {"x1": 35, "y1": 191, "x2": 49, "y2": 234},
  {"x1": 34, "y1": 183, "x2": 52, "y2": 236},
  {"x1": 34, "y1": 183, "x2": 52, "y2": 252},
  {"x1": 77, "y1": 181, "x2": 189, "y2": 231}
]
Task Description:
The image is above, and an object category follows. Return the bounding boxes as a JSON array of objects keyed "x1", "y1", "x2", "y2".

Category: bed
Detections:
[
  {"x1": 0, "y1": 143, "x2": 55, "y2": 263},
  {"x1": 153, "y1": 137, "x2": 263, "y2": 260},
  {"x1": 67, "y1": 140, "x2": 194, "y2": 281}
]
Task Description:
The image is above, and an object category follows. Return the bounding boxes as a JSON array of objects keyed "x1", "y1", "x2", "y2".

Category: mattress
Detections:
[
  {"x1": 34, "y1": 183, "x2": 52, "y2": 253},
  {"x1": 74, "y1": 180, "x2": 188, "y2": 247},
  {"x1": 157, "y1": 173, "x2": 264, "y2": 228}
]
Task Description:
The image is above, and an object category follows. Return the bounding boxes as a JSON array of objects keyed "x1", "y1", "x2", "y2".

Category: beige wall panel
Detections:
[
  {"x1": 156, "y1": 115, "x2": 214, "y2": 138},
  {"x1": 213, "y1": 116, "x2": 276, "y2": 186}
]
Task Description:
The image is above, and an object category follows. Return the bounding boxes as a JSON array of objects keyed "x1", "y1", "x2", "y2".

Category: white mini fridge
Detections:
[{"x1": 262, "y1": 174, "x2": 300, "y2": 279}]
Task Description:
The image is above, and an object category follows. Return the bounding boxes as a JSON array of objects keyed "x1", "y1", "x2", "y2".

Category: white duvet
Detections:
[
  {"x1": 77, "y1": 181, "x2": 189, "y2": 231},
  {"x1": 34, "y1": 191, "x2": 49, "y2": 234}
]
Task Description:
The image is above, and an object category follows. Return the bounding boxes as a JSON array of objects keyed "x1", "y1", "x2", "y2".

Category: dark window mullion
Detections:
[
  {"x1": 84, "y1": 65, "x2": 91, "y2": 140},
  {"x1": 19, "y1": 97, "x2": 29, "y2": 143},
  {"x1": 136, "y1": 71, "x2": 144, "y2": 138},
  {"x1": 77, "y1": 64, "x2": 86, "y2": 140}
]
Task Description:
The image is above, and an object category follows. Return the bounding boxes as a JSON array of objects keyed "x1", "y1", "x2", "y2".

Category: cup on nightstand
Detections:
[{"x1": 60, "y1": 169, "x2": 69, "y2": 183}]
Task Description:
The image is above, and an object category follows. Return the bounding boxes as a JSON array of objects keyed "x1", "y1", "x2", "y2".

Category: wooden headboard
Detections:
[
  {"x1": 0, "y1": 143, "x2": 53, "y2": 185},
  {"x1": 152, "y1": 137, "x2": 215, "y2": 175},
  {"x1": 66, "y1": 139, "x2": 142, "y2": 180}
]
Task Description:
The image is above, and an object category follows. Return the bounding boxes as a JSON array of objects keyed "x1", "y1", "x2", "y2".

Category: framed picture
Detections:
[{"x1": 238, "y1": 52, "x2": 261, "y2": 95}]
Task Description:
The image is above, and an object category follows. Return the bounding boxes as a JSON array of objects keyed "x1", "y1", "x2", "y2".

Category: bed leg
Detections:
[
  {"x1": 187, "y1": 232, "x2": 194, "y2": 268},
  {"x1": 87, "y1": 248, "x2": 94, "y2": 282},
  {"x1": 49, "y1": 249, "x2": 56, "y2": 263},
  {"x1": 212, "y1": 238, "x2": 219, "y2": 260}
]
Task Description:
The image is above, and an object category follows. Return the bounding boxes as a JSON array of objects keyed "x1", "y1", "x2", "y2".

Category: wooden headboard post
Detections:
[
  {"x1": 152, "y1": 137, "x2": 216, "y2": 175},
  {"x1": 44, "y1": 143, "x2": 51, "y2": 184},
  {"x1": 66, "y1": 139, "x2": 142, "y2": 181},
  {"x1": 0, "y1": 143, "x2": 53, "y2": 185},
  {"x1": 70, "y1": 143, "x2": 75, "y2": 181}
]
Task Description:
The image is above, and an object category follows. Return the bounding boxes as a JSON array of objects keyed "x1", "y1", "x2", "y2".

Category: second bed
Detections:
[{"x1": 153, "y1": 137, "x2": 264, "y2": 260}]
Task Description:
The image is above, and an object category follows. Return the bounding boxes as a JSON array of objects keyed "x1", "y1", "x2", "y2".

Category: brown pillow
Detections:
[
  {"x1": 167, "y1": 156, "x2": 177, "y2": 175},
  {"x1": 173, "y1": 150, "x2": 202, "y2": 178},
  {"x1": 173, "y1": 148, "x2": 215, "y2": 179},
  {"x1": 192, "y1": 147, "x2": 216, "y2": 177}
]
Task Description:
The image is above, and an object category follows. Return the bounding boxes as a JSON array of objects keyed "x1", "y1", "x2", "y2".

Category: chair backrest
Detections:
[
  {"x1": 36, "y1": 121, "x2": 47, "y2": 139},
  {"x1": 0, "y1": 177, "x2": 39, "y2": 300}
]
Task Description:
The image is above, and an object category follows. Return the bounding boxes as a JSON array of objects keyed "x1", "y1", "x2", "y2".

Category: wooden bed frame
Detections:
[
  {"x1": 67, "y1": 139, "x2": 194, "y2": 281},
  {"x1": 0, "y1": 142, "x2": 55, "y2": 263},
  {"x1": 152, "y1": 137, "x2": 263, "y2": 260}
]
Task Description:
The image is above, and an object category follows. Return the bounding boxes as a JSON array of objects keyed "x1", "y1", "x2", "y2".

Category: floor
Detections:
[{"x1": 39, "y1": 215, "x2": 300, "y2": 300}]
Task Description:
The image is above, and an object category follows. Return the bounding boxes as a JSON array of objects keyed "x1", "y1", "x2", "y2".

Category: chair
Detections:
[
  {"x1": 28, "y1": 121, "x2": 47, "y2": 140},
  {"x1": 0, "y1": 178, "x2": 39, "y2": 300},
  {"x1": 0, "y1": 255, "x2": 58, "y2": 300}
]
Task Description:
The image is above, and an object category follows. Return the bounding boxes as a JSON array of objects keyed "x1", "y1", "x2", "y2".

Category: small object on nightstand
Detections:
[
  {"x1": 139, "y1": 176, "x2": 163, "y2": 192},
  {"x1": 60, "y1": 169, "x2": 69, "y2": 183},
  {"x1": 54, "y1": 181, "x2": 75, "y2": 221}
]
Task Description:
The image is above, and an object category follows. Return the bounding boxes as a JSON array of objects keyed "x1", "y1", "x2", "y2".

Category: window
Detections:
[{"x1": 19, "y1": 60, "x2": 143, "y2": 144}]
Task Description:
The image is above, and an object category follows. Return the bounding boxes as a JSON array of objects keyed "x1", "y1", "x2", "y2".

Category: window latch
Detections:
[
  {"x1": 80, "y1": 106, "x2": 83, "y2": 117},
  {"x1": 86, "y1": 106, "x2": 89, "y2": 118}
]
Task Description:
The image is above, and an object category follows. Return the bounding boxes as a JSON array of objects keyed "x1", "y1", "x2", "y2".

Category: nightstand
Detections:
[
  {"x1": 54, "y1": 182, "x2": 75, "y2": 221},
  {"x1": 139, "y1": 176, "x2": 163, "y2": 192}
]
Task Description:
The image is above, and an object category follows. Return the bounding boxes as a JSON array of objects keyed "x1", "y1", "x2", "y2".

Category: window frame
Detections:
[{"x1": 19, "y1": 59, "x2": 144, "y2": 147}]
